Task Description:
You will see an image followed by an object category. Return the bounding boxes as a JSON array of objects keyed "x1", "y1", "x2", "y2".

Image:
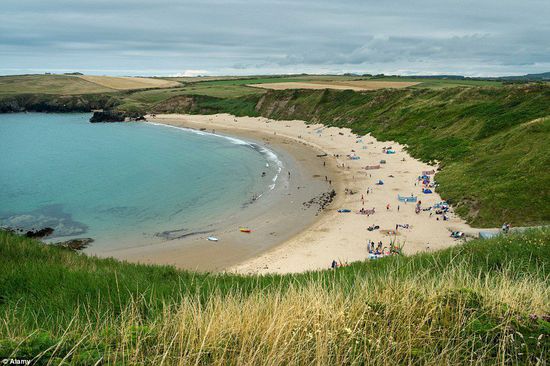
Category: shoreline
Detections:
[
  {"x1": 99, "y1": 114, "x2": 343, "y2": 272},
  {"x1": 146, "y1": 114, "x2": 477, "y2": 274}
]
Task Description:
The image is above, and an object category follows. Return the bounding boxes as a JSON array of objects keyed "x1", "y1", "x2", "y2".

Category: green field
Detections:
[
  {"x1": 0, "y1": 229, "x2": 548, "y2": 364},
  {"x1": 370, "y1": 76, "x2": 504, "y2": 89}
]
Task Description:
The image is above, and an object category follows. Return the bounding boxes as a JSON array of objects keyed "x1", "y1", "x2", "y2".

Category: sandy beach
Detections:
[{"x1": 143, "y1": 113, "x2": 476, "y2": 274}]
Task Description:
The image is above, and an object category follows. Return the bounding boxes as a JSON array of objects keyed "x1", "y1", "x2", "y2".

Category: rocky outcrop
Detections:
[
  {"x1": 25, "y1": 227, "x2": 54, "y2": 238},
  {"x1": 89, "y1": 110, "x2": 145, "y2": 123},
  {"x1": 53, "y1": 238, "x2": 94, "y2": 251},
  {"x1": 89, "y1": 110, "x2": 126, "y2": 122}
]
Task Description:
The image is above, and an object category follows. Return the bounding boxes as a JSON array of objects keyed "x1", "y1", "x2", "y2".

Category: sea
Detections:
[{"x1": 0, "y1": 113, "x2": 282, "y2": 250}]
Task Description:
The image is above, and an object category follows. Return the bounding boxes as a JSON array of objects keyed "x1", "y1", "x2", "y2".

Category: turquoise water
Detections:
[{"x1": 0, "y1": 113, "x2": 281, "y2": 249}]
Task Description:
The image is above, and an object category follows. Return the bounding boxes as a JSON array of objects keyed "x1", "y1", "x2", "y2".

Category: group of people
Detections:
[{"x1": 367, "y1": 240, "x2": 385, "y2": 255}]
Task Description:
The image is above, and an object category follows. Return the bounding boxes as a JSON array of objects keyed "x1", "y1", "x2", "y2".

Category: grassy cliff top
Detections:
[{"x1": 0, "y1": 229, "x2": 548, "y2": 364}]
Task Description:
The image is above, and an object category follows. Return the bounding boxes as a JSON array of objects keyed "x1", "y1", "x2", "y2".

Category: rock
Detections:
[
  {"x1": 53, "y1": 238, "x2": 94, "y2": 251},
  {"x1": 25, "y1": 227, "x2": 54, "y2": 238},
  {"x1": 90, "y1": 110, "x2": 126, "y2": 123}
]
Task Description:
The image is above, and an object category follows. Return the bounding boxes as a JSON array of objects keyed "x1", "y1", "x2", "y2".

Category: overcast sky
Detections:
[{"x1": 1, "y1": 0, "x2": 549, "y2": 76}]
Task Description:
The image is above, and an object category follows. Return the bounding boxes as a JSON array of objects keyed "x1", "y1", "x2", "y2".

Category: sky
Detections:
[{"x1": 1, "y1": 0, "x2": 549, "y2": 77}]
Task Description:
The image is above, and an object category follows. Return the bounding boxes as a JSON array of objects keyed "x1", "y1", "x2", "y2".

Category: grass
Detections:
[
  {"x1": 370, "y1": 76, "x2": 504, "y2": 89},
  {"x1": 0, "y1": 229, "x2": 548, "y2": 364},
  {"x1": 0, "y1": 75, "x2": 115, "y2": 95}
]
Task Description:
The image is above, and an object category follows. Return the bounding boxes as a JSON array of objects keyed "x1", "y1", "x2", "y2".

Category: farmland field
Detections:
[{"x1": 78, "y1": 75, "x2": 180, "y2": 90}]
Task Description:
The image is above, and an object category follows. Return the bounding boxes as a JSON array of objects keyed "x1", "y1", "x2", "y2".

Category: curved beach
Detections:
[
  {"x1": 102, "y1": 114, "x2": 342, "y2": 271},
  {"x1": 146, "y1": 114, "x2": 477, "y2": 274}
]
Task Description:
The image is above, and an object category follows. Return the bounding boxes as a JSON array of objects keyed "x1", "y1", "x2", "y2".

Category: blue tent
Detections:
[
  {"x1": 423, "y1": 188, "x2": 433, "y2": 194},
  {"x1": 376, "y1": 180, "x2": 384, "y2": 185}
]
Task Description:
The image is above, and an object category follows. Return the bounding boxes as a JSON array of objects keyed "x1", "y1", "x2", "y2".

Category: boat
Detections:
[
  {"x1": 207, "y1": 236, "x2": 219, "y2": 242},
  {"x1": 240, "y1": 228, "x2": 252, "y2": 233}
]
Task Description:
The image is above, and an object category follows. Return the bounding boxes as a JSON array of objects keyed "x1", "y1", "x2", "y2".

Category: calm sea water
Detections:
[{"x1": 0, "y1": 113, "x2": 281, "y2": 249}]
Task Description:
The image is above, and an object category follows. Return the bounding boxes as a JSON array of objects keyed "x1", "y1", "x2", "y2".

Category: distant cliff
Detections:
[{"x1": 0, "y1": 93, "x2": 120, "y2": 113}]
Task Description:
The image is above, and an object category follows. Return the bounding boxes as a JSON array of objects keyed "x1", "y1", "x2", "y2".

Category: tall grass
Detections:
[{"x1": 0, "y1": 229, "x2": 549, "y2": 364}]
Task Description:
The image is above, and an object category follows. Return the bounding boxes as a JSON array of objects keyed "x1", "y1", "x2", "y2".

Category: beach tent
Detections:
[
  {"x1": 386, "y1": 150, "x2": 396, "y2": 154},
  {"x1": 423, "y1": 188, "x2": 433, "y2": 194},
  {"x1": 398, "y1": 194, "x2": 418, "y2": 203},
  {"x1": 380, "y1": 160, "x2": 386, "y2": 164},
  {"x1": 376, "y1": 180, "x2": 384, "y2": 185},
  {"x1": 350, "y1": 156, "x2": 360, "y2": 160}
]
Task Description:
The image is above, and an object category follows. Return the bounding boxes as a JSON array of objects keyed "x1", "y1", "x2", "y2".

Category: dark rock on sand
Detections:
[
  {"x1": 53, "y1": 238, "x2": 94, "y2": 251},
  {"x1": 303, "y1": 189, "x2": 336, "y2": 213}
]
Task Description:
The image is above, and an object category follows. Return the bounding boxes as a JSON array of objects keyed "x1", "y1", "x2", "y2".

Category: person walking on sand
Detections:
[
  {"x1": 386, "y1": 203, "x2": 390, "y2": 211},
  {"x1": 397, "y1": 205, "x2": 400, "y2": 212}
]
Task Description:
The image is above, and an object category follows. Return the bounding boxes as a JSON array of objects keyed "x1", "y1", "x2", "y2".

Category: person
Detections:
[
  {"x1": 325, "y1": 176, "x2": 328, "y2": 181},
  {"x1": 331, "y1": 260, "x2": 338, "y2": 269},
  {"x1": 288, "y1": 171, "x2": 291, "y2": 178},
  {"x1": 386, "y1": 204, "x2": 390, "y2": 210},
  {"x1": 397, "y1": 205, "x2": 400, "y2": 212},
  {"x1": 323, "y1": 161, "x2": 326, "y2": 167}
]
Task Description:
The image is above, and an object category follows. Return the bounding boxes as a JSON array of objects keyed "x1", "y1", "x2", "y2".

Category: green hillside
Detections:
[{"x1": 0, "y1": 229, "x2": 548, "y2": 364}]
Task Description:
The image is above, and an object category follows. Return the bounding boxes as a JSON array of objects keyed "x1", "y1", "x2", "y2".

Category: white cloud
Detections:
[{"x1": 169, "y1": 70, "x2": 210, "y2": 77}]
